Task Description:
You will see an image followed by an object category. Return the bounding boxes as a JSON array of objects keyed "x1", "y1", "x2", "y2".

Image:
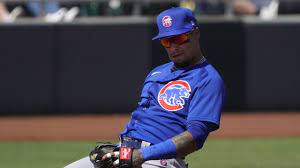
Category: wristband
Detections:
[{"x1": 141, "y1": 139, "x2": 177, "y2": 161}]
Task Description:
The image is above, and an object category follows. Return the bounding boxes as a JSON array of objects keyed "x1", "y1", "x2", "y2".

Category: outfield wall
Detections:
[{"x1": 0, "y1": 17, "x2": 299, "y2": 114}]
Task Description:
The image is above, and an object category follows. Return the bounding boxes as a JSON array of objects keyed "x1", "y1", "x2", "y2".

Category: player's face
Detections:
[{"x1": 161, "y1": 30, "x2": 201, "y2": 68}]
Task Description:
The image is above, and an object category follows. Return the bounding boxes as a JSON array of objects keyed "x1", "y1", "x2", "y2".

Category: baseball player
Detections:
[{"x1": 65, "y1": 7, "x2": 225, "y2": 168}]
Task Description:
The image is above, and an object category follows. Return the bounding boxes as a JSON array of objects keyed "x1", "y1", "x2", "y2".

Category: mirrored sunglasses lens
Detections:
[
  {"x1": 172, "y1": 34, "x2": 188, "y2": 44},
  {"x1": 160, "y1": 34, "x2": 188, "y2": 47},
  {"x1": 160, "y1": 38, "x2": 170, "y2": 47}
]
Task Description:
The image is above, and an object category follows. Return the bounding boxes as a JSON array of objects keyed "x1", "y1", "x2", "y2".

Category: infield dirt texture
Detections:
[{"x1": 0, "y1": 112, "x2": 300, "y2": 140}]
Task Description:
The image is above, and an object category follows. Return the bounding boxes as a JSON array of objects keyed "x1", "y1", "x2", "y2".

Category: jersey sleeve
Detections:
[{"x1": 187, "y1": 75, "x2": 225, "y2": 131}]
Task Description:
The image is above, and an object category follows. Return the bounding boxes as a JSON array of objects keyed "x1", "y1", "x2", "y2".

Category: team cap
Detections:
[{"x1": 152, "y1": 7, "x2": 198, "y2": 40}]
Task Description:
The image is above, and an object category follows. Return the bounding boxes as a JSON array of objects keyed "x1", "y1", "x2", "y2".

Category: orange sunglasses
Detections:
[{"x1": 160, "y1": 32, "x2": 190, "y2": 48}]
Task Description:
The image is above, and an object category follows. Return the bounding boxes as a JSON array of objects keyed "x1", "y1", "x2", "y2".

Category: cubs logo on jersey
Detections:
[{"x1": 158, "y1": 80, "x2": 191, "y2": 111}]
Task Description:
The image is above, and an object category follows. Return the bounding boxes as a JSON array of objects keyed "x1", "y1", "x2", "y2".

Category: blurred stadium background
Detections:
[{"x1": 0, "y1": 0, "x2": 300, "y2": 167}]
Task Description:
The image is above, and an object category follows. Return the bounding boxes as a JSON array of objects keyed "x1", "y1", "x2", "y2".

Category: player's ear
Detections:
[
  {"x1": 194, "y1": 27, "x2": 200, "y2": 37},
  {"x1": 191, "y1": 27, "x2": 200, "y2": 40}
]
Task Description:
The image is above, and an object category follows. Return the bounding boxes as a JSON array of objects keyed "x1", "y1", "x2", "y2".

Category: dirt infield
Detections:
[{"x1": 0, "y1": 112, "x2": 300, "y2": 141}]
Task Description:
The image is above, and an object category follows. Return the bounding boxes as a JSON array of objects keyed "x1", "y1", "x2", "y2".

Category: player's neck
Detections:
[
  {"x1": 188, "y1": 48, "x2": 203, "y2": 66},
  {"x1": 173, "y1": 55, "x2": 204, "y2": 71}
]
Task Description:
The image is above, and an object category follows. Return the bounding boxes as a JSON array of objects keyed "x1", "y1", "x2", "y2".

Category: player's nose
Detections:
[
  {"x1": 168, "y1": 43, "x2": 181, "y2": 52},
  {"x1": 170, "y1": 42, "x2": 180, "y2": 48}
]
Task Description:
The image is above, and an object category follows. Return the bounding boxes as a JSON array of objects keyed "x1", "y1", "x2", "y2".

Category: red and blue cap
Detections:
[{"x1": 152, "y1": 7, "x2": 198, "y2": 40}]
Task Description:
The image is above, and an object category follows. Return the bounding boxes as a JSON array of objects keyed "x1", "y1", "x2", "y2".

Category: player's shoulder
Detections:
[
  {"x1": 191, "y1": 62, "x2": 224, "y2": 86},
  {"x1": 152, "y1": 62, "x2": 173, "y2": 72},
  {"x1": 205, "y1": 64, "x2": 223, "y2": 81},
  {"x1": 147, "y1": 62, "x2": 173, "y2": 77}
]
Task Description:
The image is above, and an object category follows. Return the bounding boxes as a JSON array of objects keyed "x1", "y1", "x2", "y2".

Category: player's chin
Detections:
[
  {"x1": 170, "y1": 54, "x2": 183, "y2": 62},
  {"x1": 171, "y1": 59, "x2": 182, "y2": 66}
]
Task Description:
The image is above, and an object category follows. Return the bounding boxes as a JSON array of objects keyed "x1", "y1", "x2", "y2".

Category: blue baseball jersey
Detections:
[{"x1": 120, "y1": 59, "x2": 225, "y2": 145}]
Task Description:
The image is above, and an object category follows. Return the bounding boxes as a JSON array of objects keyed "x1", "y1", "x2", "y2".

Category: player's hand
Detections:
[
  {"x1": 102, "y1": 147, "x2": 143, "y2": 168},
  {"x1": 101, "y1": 149, "x2": 119, "y2": 167}
]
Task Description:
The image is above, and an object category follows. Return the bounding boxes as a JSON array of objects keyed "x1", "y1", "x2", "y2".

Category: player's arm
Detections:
[
  {"x1": 102, "y1": 121, "x2": 211, "y2": 168},
  {"x1": 135, "y1": 121, "x2": 211, "y2": 164},
  {"x1": 172, "y1": 130, "x2": 200, "y2": 157},
  {"x1": 130, "y1": 130, "x2": 199, "y2": 167},
  {"x1": 135, "y1": 130, "x2": 200, "y2": 162}
]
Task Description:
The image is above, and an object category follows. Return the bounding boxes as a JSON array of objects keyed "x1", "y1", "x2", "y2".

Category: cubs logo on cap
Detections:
[
  {"x1": 158, "y1": 80, "x2": 191, "y2": 111},
  {"x1": 152, "y1": 7, "x2": 198, "y2": 40},
  {"x1": 162, "y1": 16, "x2": 172, "y2": 27}
]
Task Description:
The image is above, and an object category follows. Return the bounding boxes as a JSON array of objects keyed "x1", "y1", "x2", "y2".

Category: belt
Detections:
[{"x1": 121, "y1": 137, "x2": 152, "y2": 149}]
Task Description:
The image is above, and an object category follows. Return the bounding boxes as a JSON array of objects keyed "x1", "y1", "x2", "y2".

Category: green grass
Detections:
[
  {"x1": 187, "y1": 138, "x2": 300, "y2": 168},
  {"x1": 0, "y1": 138, "x2": 299, "y2": 168},
  {"x1": 0, "y1": 141, "x2": 96, "y2": 168}
]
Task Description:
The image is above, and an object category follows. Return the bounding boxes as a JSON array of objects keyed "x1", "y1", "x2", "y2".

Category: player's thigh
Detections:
[
  {"x1": 64, "y1": 156, "x2": 93, "y2": 168},
  {"x1": 142, "y1": 158, "x2": 186, "y2": 168}
]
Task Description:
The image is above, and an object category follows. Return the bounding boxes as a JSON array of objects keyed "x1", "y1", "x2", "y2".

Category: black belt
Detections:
[{"x1": 121, "y1": 137, "x2": 152, "y2": 149}]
